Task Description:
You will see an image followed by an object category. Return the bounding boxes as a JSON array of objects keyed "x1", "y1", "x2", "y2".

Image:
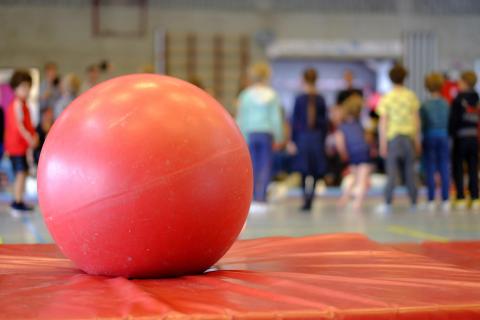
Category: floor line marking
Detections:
[{"x1": 387, "y1": 225, "x2": 449, "y2": 242}]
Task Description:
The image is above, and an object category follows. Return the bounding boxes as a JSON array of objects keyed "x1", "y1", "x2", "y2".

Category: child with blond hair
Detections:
[{"x1": 336, "y1": 94, "x2": 371, "y2": 209}]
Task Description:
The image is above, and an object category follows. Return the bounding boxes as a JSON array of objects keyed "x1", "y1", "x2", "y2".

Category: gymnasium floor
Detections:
[
  {"x1": 1, "y1": 187, "x2": 479, "y2": 244},
  {"x1": 243, "y1": 197, "x2": 480, "y2": 242}
]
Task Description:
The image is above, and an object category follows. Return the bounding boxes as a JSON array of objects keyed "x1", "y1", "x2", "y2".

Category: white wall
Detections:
[{"x1": 1, "y1": 4, "x2": 479, "y2": 77}]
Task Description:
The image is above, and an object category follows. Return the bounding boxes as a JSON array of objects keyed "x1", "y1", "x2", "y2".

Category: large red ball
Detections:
[{"x1": 38, "y1": 74, "x2": 253, "y2": 278}]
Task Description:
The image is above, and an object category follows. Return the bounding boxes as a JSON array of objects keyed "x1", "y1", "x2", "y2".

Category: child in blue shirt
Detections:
[{"x1": 420, "y1": 72, "x2": 450, "y2": 211}]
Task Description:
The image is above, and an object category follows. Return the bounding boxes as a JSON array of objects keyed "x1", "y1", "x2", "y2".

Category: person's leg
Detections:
[
  {"x1": 296, "y1": 134, "x2": 309, "y2": 203},
  {"x1": 301, "y1": 173, "x2": 313, "y2": 210},
  {"x1": 403, "y1": 137, "x2": 418, "y2": 206},
  {"x1": 301, "y1": 172, "x2": 308, "y2": 197},
  {"x1": 385, "y1": 138, "x2": 399, "y2": 205},
  {"x1": 248, "y1": 133, "x2": 264, "y2": 202},
  {"x1": 255, "y1": 133, "x2": 272, "y2": 202},
  {"x1": 9, "y1": 156, "x2": 27, "y2": 205},
  {"x1": 305, "y1": 132, "x2": 326, "y2": 209},
  {"x1": 300, "y1": 172, "x2": 308, "y2": 192},
  {"x1": 424, "y1": 137, "x2": 436, "y2": 202},
  {"x1": 13, "y1": 171, "x2": 27, "y2": 204},
  {"x1": 438, "y1": 137, "x2": 450, "y2": 202},
  {"x1": 257, "y1": 134, "x2": 273, "y2": 202},
  {"x1": 466, "y1": 138, "x2": 479, "y2": 201},
  {"x1": 302, "y1": 136, "x2": 316, "y2": 210},
  {"x1": 8, "y1": 155, "x2": 34, "y2": 211},
  {"x1": 452, "y1": 139, "x2": 465, "y2": 200},
  {"x1": 352, "y1": 163, "x2": 370, "y2": 209},
  {"x1": 310, "y1": 174, "x2": 319, "y2": 203},
  {"x1": 339, "y1": 165, "x2": 357, "y2": 206}
]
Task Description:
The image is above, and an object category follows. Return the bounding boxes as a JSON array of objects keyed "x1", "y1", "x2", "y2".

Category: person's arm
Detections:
[
  {"x1": 318, "y1": 97, "x2": 328, "y2": 138},
  {"x1": 290, "y1": 96, "x2": 300, "y2": 143},
  {"x1": 335, "y1": 130, "x2": 348, "y2": 162},
  {"x1": 413, "y1": 95, "x2": 422, "y2": 155},
  {"x1": 235, "y1": 94, "x2": 248, "y2": 140},
  {"x1": 419, "y1": 104, "x2": 427, "y2": 135},
  {"x1": 285, "y1": 97, "x2": 300, "y2": 155},
  {"x1": 271, "y1": 97, "x2": 284, "y2": 146},
  {"x1": 379, "y1": 114, "x2": 388, "y2": 158},
  {"x1": 445, "y1": 100, "x2": 451, "y2": 132},
  {"x1": 448, "y1": 98, "x2": 460, "y2": 137},
  {"x1": 377, "y1": 97, "x2": 388, "y2": 158},
  {"x1": 13, "y1": 100, "x2": 38, "y2": 148},
  {"x1": 413, "y1": 110, "x2": 422, "y2": 155}
]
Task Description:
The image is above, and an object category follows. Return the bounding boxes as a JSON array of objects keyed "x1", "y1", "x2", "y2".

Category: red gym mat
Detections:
[
  {"x1": 391, "y1": 240, "x2": 480, "y2": 270},
  {"x1": 1, "y1": 233, "x2": 480, "y2": 319}
]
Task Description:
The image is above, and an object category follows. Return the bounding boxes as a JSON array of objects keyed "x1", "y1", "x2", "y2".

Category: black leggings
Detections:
[
  {"x1": 452, "y1": 138, "x2": 479, "y2": 200},
  {"x1": 301, "y1": 173, "x2": 320, "y2": 206}
]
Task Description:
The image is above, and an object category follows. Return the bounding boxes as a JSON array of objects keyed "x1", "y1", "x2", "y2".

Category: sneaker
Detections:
[
  {"x1": 10, "y1": 201, "x2": 34, "y2": 212},
  {"x1": 375, "y1": 203, "x2": 392, "y2": 215},
  {"x1": 427, "y1": 202, "x2": 436, "y2": 212},
  {"x1": 249, "y1": 201, "x2": 268, "y2": 215},
  {"x1": 301, "y1": 196, "x2": 314, "y2": 212},
  {"x1": 471, "y1": 199, "x2": 480, "y2": 211},
  {"x1": 455, "y1": 199, "x2": 468, "y2": 210},
  {"x1": 301, "y1": 201, "x2": 313, "y2": 212},
  {"x1": 441, "y1": 201, "x2": 451, "y2": 213}
]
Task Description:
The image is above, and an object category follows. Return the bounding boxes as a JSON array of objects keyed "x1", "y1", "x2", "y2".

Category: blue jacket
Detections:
[{"x1": 291, "y1": 93, "x2": 328, "y2": 143}]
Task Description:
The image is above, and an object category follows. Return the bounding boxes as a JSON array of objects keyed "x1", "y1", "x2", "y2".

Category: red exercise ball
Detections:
[{"x1": 38, "y1": 74, "x2": 253, "y2": 278}]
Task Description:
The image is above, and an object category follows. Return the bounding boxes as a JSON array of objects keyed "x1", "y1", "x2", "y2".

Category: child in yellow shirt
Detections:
[{"x1": 377, "y1": 65, "x2": 421, "y2": 213}]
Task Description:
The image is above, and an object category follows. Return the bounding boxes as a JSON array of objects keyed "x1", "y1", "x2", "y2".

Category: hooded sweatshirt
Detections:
[{"x1": 449, "y1": 90, "x2": 480, "y2": 139}]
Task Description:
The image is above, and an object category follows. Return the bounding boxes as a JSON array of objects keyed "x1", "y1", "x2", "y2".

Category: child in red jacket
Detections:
[{"x1": 5, "y1": 70, "x2": 38, "y2": 212}]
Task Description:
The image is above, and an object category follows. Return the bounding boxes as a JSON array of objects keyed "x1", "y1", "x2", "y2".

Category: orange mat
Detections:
[{"x1": 1, "y1": 233, "x2": 480, "y2": 319}]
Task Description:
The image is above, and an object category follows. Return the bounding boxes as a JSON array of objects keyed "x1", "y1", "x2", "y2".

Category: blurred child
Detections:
[
  {"x1": 290, "y1": 68, "x2": 328, "y2": 211},
  {"x1": 449, "y1": 71, "x2": 480, "y2": 209},
  {"x1": 336, "y1": 95, "x2": 371, "y2": 209},
  {"x1": 81, "y1": 64, "x2": 100, "y2": 93},
  {"x1": 54, "y1": 73, "x2": 81, "y2": 119},
  {"x1": 5, "y1": 70, "x2": 38, "y2": 212},
  {"x1": 420, "y1": 72, "x2": 450, "y2": 211},
  {"x1": 377, "y1": 64, "x2": 421, "y2": 213},
  {"x1": 34, "y1": 107, "x2": 54, "y2": 165},
  {"x1": 236, "y1": 62, "x2": 283, "y2": 212},
  {"x1": 39, "y1": 62, "x2": 61, "y2": 112}
]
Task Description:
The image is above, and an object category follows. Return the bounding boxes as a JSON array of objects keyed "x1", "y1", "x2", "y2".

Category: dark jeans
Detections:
[
  {"x1": 385, "y1": 135, "x2": 417, "y2": 205},
  {"x1": 248, "y1": 133, "x2": 273, "y2": 202},
  {"x1": 452, "y1": 137, "x2": 479, "y2": 200},
  {"x1": 424, "y1": 136, "x2": 450, "y2": 201}
]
